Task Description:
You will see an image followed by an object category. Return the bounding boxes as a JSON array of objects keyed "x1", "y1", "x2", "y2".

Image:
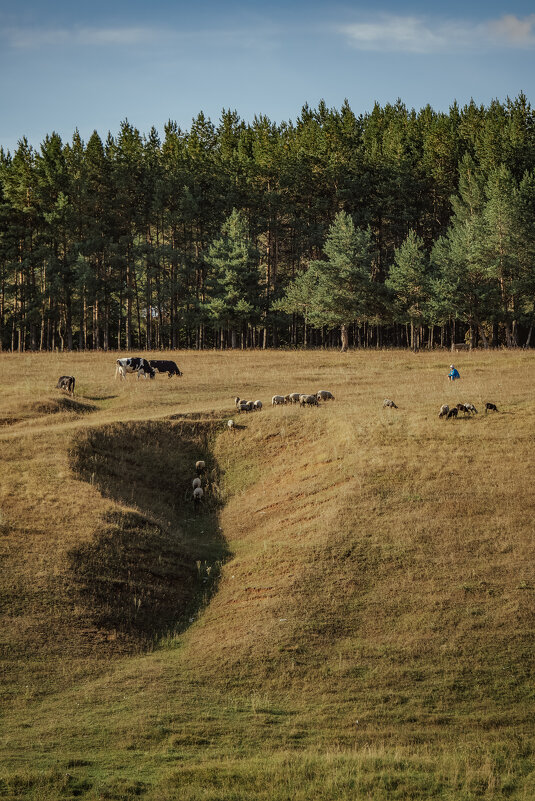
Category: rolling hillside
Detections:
[{"x1": 1, "y1": 349, "x2": 534, "y2": 800}]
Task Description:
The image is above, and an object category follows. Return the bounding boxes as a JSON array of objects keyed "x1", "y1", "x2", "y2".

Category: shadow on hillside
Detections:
[
  {"x1": 0, "y1": 397, "x2": 97, "y2": 426},
  {"x1": 68, "y1": 418, "x2": 229, "y2": 644},
  {"x1": 84, "y1": 394, "x2": 118, "y2": 402},
  {"x1": 41, "y1": 397, "x2": 98, "y2": 415}
]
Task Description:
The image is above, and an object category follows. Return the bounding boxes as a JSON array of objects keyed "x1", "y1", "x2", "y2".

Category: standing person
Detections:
[{"x1": 448, "y1": 364, "x2": 460, "y2": 381}]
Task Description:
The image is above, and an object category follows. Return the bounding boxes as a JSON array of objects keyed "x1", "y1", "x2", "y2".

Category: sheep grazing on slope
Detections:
[
  {"x1": 192, "y1": 477, "x2": 201, "y2": 490},
  {"x1": 284, "y1": 393, "x2": 301, "y2": 404},
  {"x1": 485, "y1": 402, "x2": 499, "y2": 413},
  {"x1": 253, "y1": 400, "x2": 263, "y2": 411},
  {"x1": 439, "y1": 404, "x2": 449, "y2": 418},
  {"x1": 383, "y1": 399, "x2": 398, "y2": 409},
  {"x1": 317, "y1": 390, "x2": 335, "y2": 402},
  {"x1": 299, "y1": 394, "x2": 319, "y2": 407},
  {"x1": 456, "y1": 403, "x2": 470, "y2": 415},
  {"x1": 193, "y1": 486, "x2": 203, "y2": 511},
  {"x1": 235, "y1": 397, "x2": 253, "y2": 413},
  {"x1": 272, "y1": 395, "x2": 285, "y2": 406},
  {"x1": 447, "y1": 407, "x2": 458, "y2": 419},
  {"x1": 195, "y1": 460, "x2": 206, "y2": 474},
  {"x1": 227, "y1": 419, "x2": 235, "y2": 432},
  {"x1": 464, "y1": 403, "x2": 478, "y2": 414}
]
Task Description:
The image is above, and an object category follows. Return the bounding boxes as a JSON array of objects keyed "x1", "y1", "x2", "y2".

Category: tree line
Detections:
[{"x1": 1, "y1": 93, "x2": 534, "y2": 352}]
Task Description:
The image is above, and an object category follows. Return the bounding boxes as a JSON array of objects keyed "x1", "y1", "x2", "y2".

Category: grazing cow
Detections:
[
  {"x1": 148, "y1": 359, "x2": 182, "y2": 378},
  {"x1": 115, "y1": 357, "x2": 155, "y2": 380},
  {"x1": 56, "y1": 375, "x2": 75, "y2": 395},
  {"x1": 485, "y1": 402, "x2": 499, "y2": 413}
]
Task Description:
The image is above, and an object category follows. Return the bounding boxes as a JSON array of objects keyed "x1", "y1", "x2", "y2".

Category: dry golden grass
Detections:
[{"x1": 0, "y1": 348, "x2": 534, "y2": 799}]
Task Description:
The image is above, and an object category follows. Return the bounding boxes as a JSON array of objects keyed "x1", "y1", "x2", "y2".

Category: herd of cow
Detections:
[
  {"x1": 114, "y1": 357, "x2": 183, "y2": 379},
  {"x1": 56, "y1": 357, "x2": 182, "y2": 395}
]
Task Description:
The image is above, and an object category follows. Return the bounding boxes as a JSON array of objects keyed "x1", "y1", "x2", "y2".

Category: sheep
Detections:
[
  {"x1": 284, "y1": 393, "x2": 301, "y2": 404},
  {"x1": 195, "y1": 460, "x2": 206, "y2": 474},
  {"x1": 464, "y1": 403, "x2": 478, "y2": 414},
  {"x1": 317, "y1": 390, "x2": 335, "y2": 402},
  {"x1": 485, "y1": 402, "x2": 499, "y2": 413},
  {"x1": 253, "y1": 400, "x2": 263, "y2": 411},
  {"x1": 299, "y1": 394, "x2": 319, "y2": 407},
  {"x1": 192, "y1": 477, "x2": 201, "y2": 490},
  {"x1": 227, "y1": 419, "x2": 235, "y2": 432},
  {"x1": 193, "y1": 486, "x2": 203, "y2": 511},
  {"x1": 272, "y1": 395, "x2": 285, "y2": 406},
  {"x1": 446, "y1": 407, "x2": 458, "y2": 419},
  {"x1": 439, "y1": 404, "x2": 449, "y2": 418},
  {"x1": 456, "y1": 403, "x2": 470, "y2": 415},
  {"x1": 383, "y1": 399, "x2": 398, "y2": 409},
  {"x1": 235, "y1": 397, "x2": 253, "y2": 413}
]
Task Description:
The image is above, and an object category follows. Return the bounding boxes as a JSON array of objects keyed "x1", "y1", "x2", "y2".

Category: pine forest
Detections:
[{"x1": 1, "y1": 94, "x2": 535, "y2": 352}]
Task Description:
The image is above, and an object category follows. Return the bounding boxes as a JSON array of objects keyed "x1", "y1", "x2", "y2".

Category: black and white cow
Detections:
[
  {"x1": 56, "y1": 375, "x2": 75, "y2": 394},
  {"x1": 148, "y1": 359, "x2": 183, "y2": 378},
  {"x1": 115, "y1": 357, "x2": 155, "y2": 380}
]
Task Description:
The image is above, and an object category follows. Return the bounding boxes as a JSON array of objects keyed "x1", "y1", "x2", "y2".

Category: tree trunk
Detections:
[{"x1": 340, "y1": 323, "x2": 349, "y2": 352}]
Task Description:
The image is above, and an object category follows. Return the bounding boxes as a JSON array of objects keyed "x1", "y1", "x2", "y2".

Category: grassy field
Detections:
[{"x1": 0, "y1": 348, "x2": 534, "y2": 800}]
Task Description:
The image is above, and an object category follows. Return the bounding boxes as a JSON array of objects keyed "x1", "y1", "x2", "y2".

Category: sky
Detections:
[{"x1": 1, "y1": 0, "x2": 535, "y2": 153}]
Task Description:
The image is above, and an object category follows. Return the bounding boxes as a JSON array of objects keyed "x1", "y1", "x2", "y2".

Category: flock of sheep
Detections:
[
  {"x1": 438, "y1": 401, "x2": 499, "y2": 419},
  {"x1": 192, "y1": 460, "x2": 206, "y2": 511}
]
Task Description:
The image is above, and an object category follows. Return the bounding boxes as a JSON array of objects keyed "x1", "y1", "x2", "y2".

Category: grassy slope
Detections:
[{"x1": 0, "y1": 349, "x2": 534, "y2": 800}]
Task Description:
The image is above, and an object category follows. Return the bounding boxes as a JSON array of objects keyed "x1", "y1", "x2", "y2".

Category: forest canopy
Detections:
[{"x1": 1, "y1": 94, "x2": 535, "y2": 352}]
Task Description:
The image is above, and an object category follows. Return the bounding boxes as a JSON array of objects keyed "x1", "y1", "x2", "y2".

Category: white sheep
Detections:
[
  {"x1": 439, "y1": 404, "x2": 449, "y2": 418},
  {"x1": 253, "y1": 400, "x2": 262, "y2": 411},
  {"x1": 235, "y1": 398, "x2": 253, "y2": 412},
  {"x1": 193, "y1": 486, "x2": 203, "y2": 511},
  {"x1": 272, "y1": 395, "x2": 285, "y2": 406},
  {"x1": 192, "y1": 477, "x2": 201, "y2": 489},
  {"x1": 383, "y1": 399, "x2": 398, "y2": 408},
  {"x1": 227, "y1": 419, "x2": 235, "y2": 431},
  {"x1": 284, "y1": 393, "x2": 301, "y2": 404},
  {"x1": 299, "y1": 394, "x2": 319, "y2": 407},
  {"x1": 195, "y1": 460, "x2": 206, "y2": 474},
  {"x1": 317, "y1": 390, "x2": 335, "y2": 401},
  {"x1": 464, "y1": 403, "x2": 478, "y2": 414}
]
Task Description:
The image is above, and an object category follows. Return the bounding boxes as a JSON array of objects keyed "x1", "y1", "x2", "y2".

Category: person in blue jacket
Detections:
[{"x1": 448, "y1": 364, "x2": 460, "y2": 380}]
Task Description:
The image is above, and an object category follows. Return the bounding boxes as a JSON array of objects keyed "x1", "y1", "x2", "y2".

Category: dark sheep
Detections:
[
  {"x1": 446, "y1": 408, "x2": 458, "y2": 419},
  {"x1": 485, "y1": 402, "x2": 499, "y2": 413}
]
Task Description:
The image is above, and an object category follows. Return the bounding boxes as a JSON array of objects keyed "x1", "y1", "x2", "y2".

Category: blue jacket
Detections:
[{"x1": 449, "y1": 368, "x2": 460, "y2": 379}]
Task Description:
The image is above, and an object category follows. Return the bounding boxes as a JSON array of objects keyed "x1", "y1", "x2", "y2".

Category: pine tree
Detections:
[
  {"x1": 386, "y1": 229, "x2": 429, "y2": 351},
  {"x1": 278, "y1": 211, "x2": 372, "y2": 351},
  {"x1": 204, "y1": 209, "x2": 261, "y2": 348}
]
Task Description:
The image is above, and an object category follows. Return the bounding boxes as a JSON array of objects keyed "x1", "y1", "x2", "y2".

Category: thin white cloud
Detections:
[
  {"x1": 485, "y1": 14, "x2": 535, "y2": 47},
  {"x1": 3, "y1": 23, "x2": 280, "y2": 52},
  {"x1": 5, "y1": 26, "x2": 162, "y2": 49},
  {"x1": 338, "y1": 13, "x2": 535, "y2": 54}
]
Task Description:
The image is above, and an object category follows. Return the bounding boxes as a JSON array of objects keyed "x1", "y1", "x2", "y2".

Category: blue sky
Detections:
[{"x1": 1, "y1": 0, "x2": 534, "y2": 153}]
